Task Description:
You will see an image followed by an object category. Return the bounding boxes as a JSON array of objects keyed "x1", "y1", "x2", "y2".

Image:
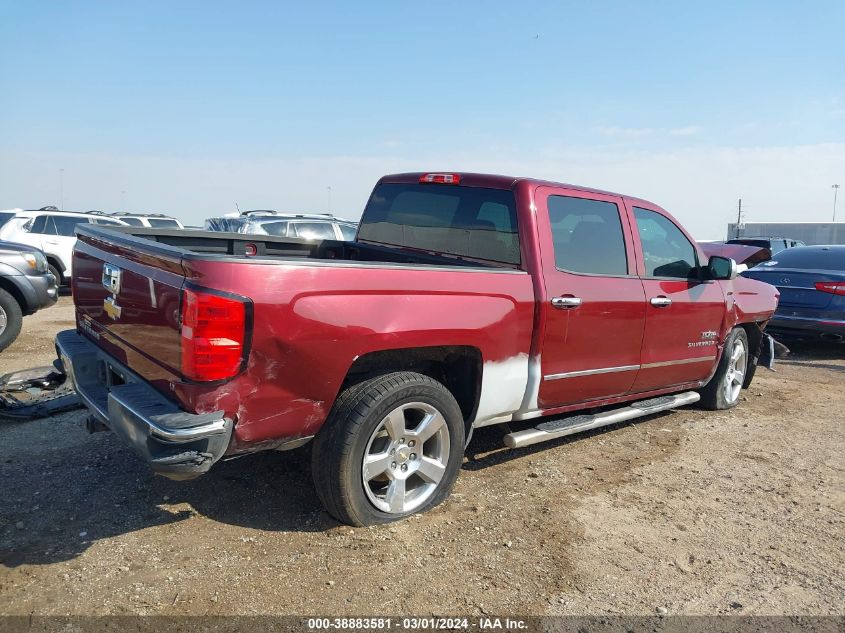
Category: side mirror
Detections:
[{"x1": 708, "y1": 255, "x2": 738, "y2": 280}]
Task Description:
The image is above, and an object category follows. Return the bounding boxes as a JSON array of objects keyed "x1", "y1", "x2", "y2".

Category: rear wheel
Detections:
[
  {"x1": 699, "y1": 328, "x2": 749, "y2": 410},
  {"x1": 0, "y1": 288, "x2": 24, "y2": 352},
  {"x1": 311, "y1": 372, "x2": 465, "y2": 526}
]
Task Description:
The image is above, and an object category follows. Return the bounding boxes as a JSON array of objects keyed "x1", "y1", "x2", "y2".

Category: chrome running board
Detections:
[{"x1": 503, "y1": 391, "x2": 700, "y2": 449}]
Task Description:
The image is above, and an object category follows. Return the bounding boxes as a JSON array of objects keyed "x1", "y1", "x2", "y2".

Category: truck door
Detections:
[
  {"x1": 535, "y1": 187, "x2": 647, "y2": 407},
  {"x1": 628, "y1": 204, "x2": 726, "y2": 392}
]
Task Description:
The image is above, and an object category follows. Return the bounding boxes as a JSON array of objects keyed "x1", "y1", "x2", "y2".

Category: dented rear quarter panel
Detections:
[
  {"x1": 720, "y1": 274, "x2": 780, "y2": 332},
  {"x1": 177, "y1": 258, "x2": 536, "y2": 452}
]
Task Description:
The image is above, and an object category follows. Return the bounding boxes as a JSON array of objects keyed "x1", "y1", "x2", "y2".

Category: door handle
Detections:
[
  {"x1": 650, "y1": 296, "x2": 672, "y2": 308},
  {"x1": 551, "y1": 296, "x2": 582, "y2": 309}
]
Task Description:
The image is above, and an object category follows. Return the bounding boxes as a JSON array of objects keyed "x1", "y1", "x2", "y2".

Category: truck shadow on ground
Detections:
[
  {"x1": 0, "y1": 424, "x2": 334, "y2": 568},
  {"x1": 773, "y1": 339, "x2": 845, "y2": 373}
]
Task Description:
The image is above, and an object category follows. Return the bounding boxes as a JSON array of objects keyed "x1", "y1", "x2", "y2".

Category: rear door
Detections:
[
  {"x1": 51, "y1": 215, "x2": 93, "y2": 276},
  {"x1": 535, "y1": 187, "x2": 647, "y2": 407},
  {"x1": 629, "y1": 204, "x2": 726, "y2": 392}
]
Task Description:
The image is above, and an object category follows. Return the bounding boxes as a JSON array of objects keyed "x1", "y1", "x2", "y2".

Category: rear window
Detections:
[
  {"x1": 358, "y1": 183, "x2": 520, "y2": 265},
  {"x1": 148, "y1": 218, "x2": 181, "y2": 228},
  {"x1": 762, "y1": 248, "x2": 845, "y2": 271}
]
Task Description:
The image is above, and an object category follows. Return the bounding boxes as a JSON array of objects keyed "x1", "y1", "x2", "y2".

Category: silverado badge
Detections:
[{"x1": 102, "y1": 263, "x2": 123, "y2": 320}]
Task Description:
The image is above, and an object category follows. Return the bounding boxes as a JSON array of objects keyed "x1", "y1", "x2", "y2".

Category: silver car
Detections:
[{"x1": 234, "y1": 212, "x2": 358, "y2": 241}]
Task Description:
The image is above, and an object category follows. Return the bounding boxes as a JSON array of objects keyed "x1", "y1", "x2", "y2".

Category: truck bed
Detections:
[
  {"x1": 107, "y1": 226, "x2": 518, "y2": 270},
  {"x1": 70, "y1": 224, "x2": 536, "y2": 455}
]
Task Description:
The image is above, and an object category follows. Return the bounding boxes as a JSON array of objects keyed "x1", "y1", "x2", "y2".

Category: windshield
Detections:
[
  {"x1": 0, "y1": 212, "x2": 14, "y2": 229},
  {"x1": 357, "y1": 183, "x2": 520, "y2": 265}
]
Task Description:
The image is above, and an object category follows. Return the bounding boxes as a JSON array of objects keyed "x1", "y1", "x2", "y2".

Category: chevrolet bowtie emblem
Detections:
[{"x1": 103, "y1": 296, "x2": 122, "y2": 320}]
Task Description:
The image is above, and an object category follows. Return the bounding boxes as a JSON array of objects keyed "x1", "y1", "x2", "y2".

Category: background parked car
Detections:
[
  {"x1": 0, "y1": 240, "x2": 58, "y2": 351},
  {"x1": 108, "y1": 212, "x2": 184, "y2": 228},
  {"x1": 236, "y1": 211, "x2": 358, "y2": 241},
  {"x1": 699, "y1": 242, "x2": 772, "y2": 269},
  {"x1": 0, "y1": 208, "x2": 127, "y2": 285},
  {"x1": 727, "y1": 236, "x2": 805, "y2": 255},
  {"x1": 741, "y1": 245, "x2": 845, "y2": 343},
  {"x1": 204, "y1": 214, "x2": 248, "y2": 232}
]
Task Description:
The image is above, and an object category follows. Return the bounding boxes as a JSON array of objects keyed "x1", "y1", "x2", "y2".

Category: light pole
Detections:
[
  {"x1": 834, "y1": 184, "x2": 840, "y2": 222},
  {"x1": 59, "y1": 168, "x2": 65, "y2": 211}
]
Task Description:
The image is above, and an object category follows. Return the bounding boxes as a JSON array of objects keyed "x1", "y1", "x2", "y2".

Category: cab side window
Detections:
[
  {"x1": 547, "y1": 196, "x2": 628, "y2": 275},
  {"x1": 633, "y1": 207, "x2": 698, "y2": 279}
]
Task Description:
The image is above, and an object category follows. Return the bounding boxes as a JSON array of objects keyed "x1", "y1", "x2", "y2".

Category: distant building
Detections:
[{"x1": 727, "y1": 221, "x2": 845, "y2": 245}]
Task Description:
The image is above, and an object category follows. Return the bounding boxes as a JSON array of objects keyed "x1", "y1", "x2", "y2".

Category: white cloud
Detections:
[{"x1": 668, "y1": 126, "x2": 702, "y2": 136}]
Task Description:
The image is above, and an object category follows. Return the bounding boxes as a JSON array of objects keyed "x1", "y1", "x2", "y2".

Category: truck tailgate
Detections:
[{"x1": 71, "y1": 229, "x2": 186, "y2": 386}]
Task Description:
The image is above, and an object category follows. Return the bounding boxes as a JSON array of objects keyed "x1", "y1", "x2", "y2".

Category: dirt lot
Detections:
[{"x1": 1, "y1": 297, "x2": 843, "y2": 616}]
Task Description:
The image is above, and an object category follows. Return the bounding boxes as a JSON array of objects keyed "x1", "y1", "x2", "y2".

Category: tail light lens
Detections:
[
  {"x1": 814, "y1": 281, "x2": 845, "y2": 296},
  {"x1": 181, "y1": 287, "x2": 249, "y2": 381}
]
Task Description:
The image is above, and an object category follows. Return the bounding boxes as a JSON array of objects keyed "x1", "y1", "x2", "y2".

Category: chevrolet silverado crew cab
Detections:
[{"x1": 56, "y1": 172, "x2": 778, "y2": 526}]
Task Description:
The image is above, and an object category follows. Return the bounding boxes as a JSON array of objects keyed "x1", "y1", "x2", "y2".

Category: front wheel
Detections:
[
  {"x1": 699, "y1": 327, "x2": 749, "y2": 410},
  {"x1": 311, "y1": 372, "x2": 465, "y2": 526},
  {"x1": 0, "y1": 288, "x2": 24, "y2": 352}
]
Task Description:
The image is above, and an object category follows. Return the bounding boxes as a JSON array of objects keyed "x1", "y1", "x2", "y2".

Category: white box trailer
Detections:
[{"x1": 727, "y1": 221, "x2": 845, "y2": 245}]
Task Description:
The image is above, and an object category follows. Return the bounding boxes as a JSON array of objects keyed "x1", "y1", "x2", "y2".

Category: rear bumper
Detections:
[
  {"x1": 55, "y1": 329, "x2": 233, "y2": 480},
  {"x1": 768, "y1": 314, "x2": 845, "y2": 340}
]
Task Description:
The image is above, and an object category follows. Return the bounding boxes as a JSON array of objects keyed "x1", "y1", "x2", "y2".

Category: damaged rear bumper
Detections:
[{"x1": 55, "y1": 329, "x2": 232, "y2": 480}]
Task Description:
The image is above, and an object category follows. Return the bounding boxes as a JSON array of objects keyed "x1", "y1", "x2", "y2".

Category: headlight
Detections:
[{"x1": 22, "y1": 251, "x2": 48, "y2": 273}]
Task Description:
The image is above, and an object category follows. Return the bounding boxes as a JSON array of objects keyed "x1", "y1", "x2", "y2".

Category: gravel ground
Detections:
[{"x1": 0, "y1": 297, "x2": 843, "y2": 616}]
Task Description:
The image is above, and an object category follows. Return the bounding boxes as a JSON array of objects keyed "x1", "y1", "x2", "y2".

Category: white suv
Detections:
[{"x1": 0, "y1": 207, "x2": 127, "y2": 284}]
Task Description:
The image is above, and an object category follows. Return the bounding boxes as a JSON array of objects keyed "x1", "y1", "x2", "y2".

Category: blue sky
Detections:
[{"x1": 1, "y1": 1, "x2": 844, "y2": 238}]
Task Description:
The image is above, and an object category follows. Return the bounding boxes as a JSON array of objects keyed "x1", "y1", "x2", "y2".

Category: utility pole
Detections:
[
  {"x1": 735, "y1": 198, "x2": 743, "y2": 238},
  {"x1": 834, "y1": 184, "x2": 840, "y2": 222}
]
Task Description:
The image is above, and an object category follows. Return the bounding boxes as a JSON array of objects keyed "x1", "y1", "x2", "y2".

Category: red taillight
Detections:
[
  {"x1": 814, "y1": 281, "x2": 845, "y2": 296},
  {"x1": 419, "y1": 173, "x2": 461, "y2": 184},
  {"x1": 181, "y1": 287, "x2": 248, "y2": 381}
]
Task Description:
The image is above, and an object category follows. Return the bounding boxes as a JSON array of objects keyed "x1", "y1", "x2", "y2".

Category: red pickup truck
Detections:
[{"x1": 56, "y1": 172, "x2": 778, "y2": 526}]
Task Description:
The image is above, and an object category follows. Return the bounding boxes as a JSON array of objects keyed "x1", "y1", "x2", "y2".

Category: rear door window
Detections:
[
  {"x1": 358, "y1": 183, "x2": 520, "y2": 264},
  {"x1": 547, "y1": 195, "x2": 628, "y2": 275},
  {"x1": 290, "y1": 222, "x2": 336, "y2": 240},
  {"x1": 148, "y1": 218, "x2": 181, "y2": 228},
  {"x1": 338, "y1": 224, "x2": 357, "y2": 240},
  {"x1": 53, "y1": 216, "x2": 91, "y2": 236},
  {"x1": 255, "y1": 221, "x2": 289, "y2": 236},
  {"x1": 634, "y1": 207, "x2": 698, "y2": 279}
]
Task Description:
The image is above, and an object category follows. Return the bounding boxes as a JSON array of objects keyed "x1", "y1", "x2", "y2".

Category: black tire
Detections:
[
  {"x1": 0, "y1": 288, "x2": 24, "y2": 352},
  {"x1": 699, "y1": 327, "x2": 749, "y2": 410},
  {"x1": 48, "y1": 264, "x2": 63, "y2": 287},
  {"x1": 312, "y1": 371, "x2": 465, "y2": 526}
]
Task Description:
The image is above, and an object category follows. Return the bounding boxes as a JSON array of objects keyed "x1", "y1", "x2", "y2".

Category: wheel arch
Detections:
[
  {"x1": 0, "y1": 276, "x2": 30, "y2": 314},
  {"x1": 341, "y1": 345, "x2": 483, "y2": 436}
]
